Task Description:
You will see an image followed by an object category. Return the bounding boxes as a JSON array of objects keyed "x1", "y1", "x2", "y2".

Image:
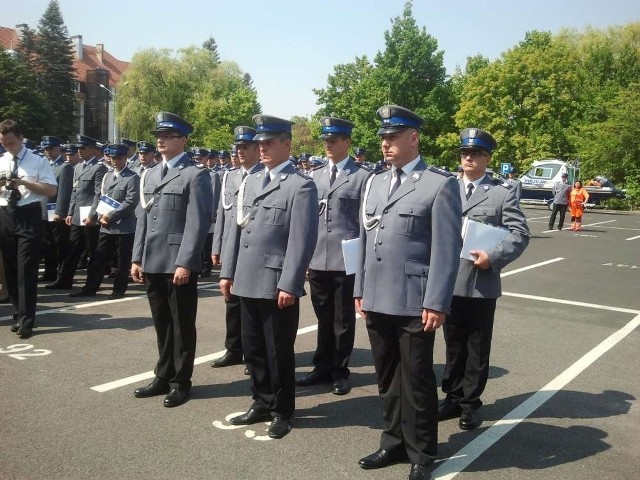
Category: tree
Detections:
[
  {"x1": 116, "y1": 47, "x2": 260, "y2": 146},
  {"x1": 202, "y1": 36, "x2": 221, "y2": 64},
  {"x1": 0, "y1": 47, "x2": 48, "y2": 138},
  {"x1": 34, "y1": 0, "x2": 76, "y2": 138},
  {"x1": 290, "y1": 115, "x2": 323, "y2": 157}
]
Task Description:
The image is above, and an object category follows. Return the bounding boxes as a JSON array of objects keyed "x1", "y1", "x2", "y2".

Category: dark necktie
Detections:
[
  {"x1": 242, "y1": 171, "x2": 247, "y2": 181},
  {"x1": 329, "y1": 165, "x2": 337, "y2": 187},
  {"x1": 389, "y1": 168, "x2": 403, "y2": 199},
  {"x1": 161, "y1": 163, "x2": 168, "y2": 179},
  {"x1": 466, "y1": 183, "x2": 475, "y2": 200},
  {"x1": 263, "y1": 172, "x2": 271, "y2": 188},
  {"x1": 7, "y1": 157, "x2": 21, "y2": 208}
]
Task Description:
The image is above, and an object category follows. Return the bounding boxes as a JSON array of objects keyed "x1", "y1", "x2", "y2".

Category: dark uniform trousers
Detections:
[
  {"x1": 0, "y1": 203, "x2": 44, "y2": 329},
  {"x1": 201, "y1": 233, "x2": 214, "y2": 272},
  {"x1": 145, "y1": 272, "x2": 199, "y2": 389},
  {"x1": 58, "y1": 224, "x2": 99, "y2": 285},
  {"x1": 42, "y1": 220, "x2": 69, "y2": 279},
  {"x1": 308, "y1": 269, "x2": 356, "y2": 379},
  {"x1": 240, "y1": 297, "x2": 299, "y2": 419},
  {"x1": 224, "y1": 293, "x2": 242, "y2": 355},
  {"x1": 548, "y1": 203, "x2": 568, "y2": 230},
  {"x1": 366, "y1": 312, "x2": 438, "y2": 466},
  {"x1": 85, "y1": 233, "x2": 134, "y2": 294},
  {"x1": 442, "y1": 296, "x2": 497, "y2": 410}
]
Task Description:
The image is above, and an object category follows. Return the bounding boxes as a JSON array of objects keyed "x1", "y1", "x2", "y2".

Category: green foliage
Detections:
[
  {"x1": 117, "y1": 48, "x2": 260, "y2": 148},
  {"x1": 290, "y1": 115, "x2": 323, "y2": 157},
  {"x1": 314, "y1": 1, "x2": 454, "y2": 162}
]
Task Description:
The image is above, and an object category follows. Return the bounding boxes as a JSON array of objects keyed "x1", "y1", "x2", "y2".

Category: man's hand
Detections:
[
  {"x1": 422, "y1": 309, "x2": 445, "y2": 332},
  {"x1": 219, "y1": 278, "x2": 233, "y2": 301},
  {"x1": 277, "y1": 290, "x2": 296, "y2": 309},
  {"x1": 99, "y1": 215, "x2": 111, "y2": 226},
  {"x1": 53, "y1": 214, "x2": 64, "y2": 222},
  {"x1": 173, "y1": 266, "x2": 191, "y2": 285},
  {"x1": 355, "y1": 297, "x2": 366, "y2": 319},
  {"x1": 83, "y1": 216, "x2": 94, "y2": 226},
  {"x1": 131, "y1": 262, "x2": 144, "y2": 284},
  {"x1": 65, "y1": 215, "x2": 72, "y2": 226},
  {"x1": 212, "y1": 254, "x2": 220, "y2": 266},
  {"x1": 470, "y1": 250, "x2": 491, "y2": 270}
]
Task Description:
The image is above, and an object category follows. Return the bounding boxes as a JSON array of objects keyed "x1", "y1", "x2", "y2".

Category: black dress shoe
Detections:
[
  {"x1": 268, "y1": 416, "x2": 291, "y2": 439},
  {"x1": 39, "y1": 274, "x2": 57, "y2": 282},
  {"x1": 437, "y1": 400, "x2": 462, "y2": 421},
  {"x1": 332, "y1": 378, "x2": 350, "y2": 395},
  {"x1": 408, "y1": 463, "x2": 432, "y2": 480},
  {"x1": 229, "y1": 408, "x2": 272, "y2": 425},
  {"x1": 210, "y1": 351, "x2": 243, "y2": 368},
  {"x1": 358, "y1": 448, "x2": 406, "y2": 470},
  {"x1": 10, "y1": 323, "x2": 20, "y2": 333},
  {"x1": 459, "y1": 407, "x2": 481, "y2": 430},
  {"x1": 18, "y1": 326, "x2": 33, "y2": 339},
  {"x1": 107, "y1": 292, "x2": 125, "y2": 300},
  {"x1": 244, "y1": 366, "x2": 250, "y2": 375},
  {"x1": 164, "y1": 388, "x2": 190, "y2": 408},
  {"x1": 200, "y1": 269, "x2": 212, "y2": 278},
  {"x1": 295, "y1": 370, "x2": 330, "y2": 386},
  {"x1": 69, "y1": 288, "x2": 96, "y2": 298},
  {"x1": 134, "y1": 379, "x2": 170, "y2": 398},
  {"x1": 45, "y1": 281, "x2": 72, "y2": 289}
]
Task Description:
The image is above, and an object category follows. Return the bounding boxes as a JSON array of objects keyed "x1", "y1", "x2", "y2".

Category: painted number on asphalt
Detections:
[{"x1": 0, "y1": 344, "x2": 52, "y2": 360}]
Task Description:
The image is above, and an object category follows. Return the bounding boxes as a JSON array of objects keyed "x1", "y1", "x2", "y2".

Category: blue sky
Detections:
[{"x1": 3, "y1": 0, "x2": 640, "y2": 119}]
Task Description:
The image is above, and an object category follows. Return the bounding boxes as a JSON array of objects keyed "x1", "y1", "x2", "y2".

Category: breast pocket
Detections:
[
  {"x1": 261, "y1": 196, "x2": 287, "y2": 226},
  {"x1": 110, "y1": 188, "x2": 126, "y2": 202},
  {"x1": 337, "y1": 189, "x2": 360, "y2": 214},
  {"x1": 394, "y1": 204, "x2": 429, "y2": 236},
  {"x1": 162, "y1": 183, "x2": 187, "y2": 211},
  {"x1": 469, "y1": 206, "x2": 497, "y2": 222}
]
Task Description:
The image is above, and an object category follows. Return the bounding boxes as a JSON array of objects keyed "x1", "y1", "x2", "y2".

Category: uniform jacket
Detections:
[
  {"x1": 98, "y1": 167, "x2": 140, "y2": 234},
  {"x1": 132, "y1": 154, "x2": 213, "y2": 274},
  {"x1": 211, "y1": 163, "x2": 262, "y2": 257},
  {"x1": 48, "y1": 156, "x2": 74, "y2": 217},
  {"x1": 552, "y1": 181, "x2": 572, "y2": 205},
  {"x1": 68, "y1": 157, "x2": 108, "y2": 225},
  {"x1": 454, "y1": 174, "x2": 530, "y2": 299},
  {"x1": 220, "y1": 162, "x2": 318, "y2": 299},
  {"x1": 309, "y1": 157, "x2": 370, "y2": 271},
  {"x1": 507, "y1": 178, "x2": 522, "y2": 202},
  {"x1": 133, "y1": 161, "x2": 158, "y2": 176},
  {"x1": 354, "y1": 160, "x2": 462, "y2": 316},
  {"x1": 206, "y1": 167, "x2": 221, "y2": 234}
]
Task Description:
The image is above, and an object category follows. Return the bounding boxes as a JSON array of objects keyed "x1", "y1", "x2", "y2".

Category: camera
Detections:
[{"x1": 1, "y1": 171, "x2": 22, "y2": 204}]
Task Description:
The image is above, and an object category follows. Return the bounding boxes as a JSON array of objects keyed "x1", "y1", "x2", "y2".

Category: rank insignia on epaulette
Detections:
[{"x1": 412, "y1": 172, "x2": 421, "y2": 181}]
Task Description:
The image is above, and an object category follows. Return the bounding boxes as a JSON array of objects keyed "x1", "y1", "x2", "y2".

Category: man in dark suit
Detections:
[
  {"x1": 210, "y1": 126, "x2": 263, "y2": 370},
  {"x1": 296, "y1": 117, "x2": 370, "y2": 395},
  {"x1": 131, "y1": 112, "x2": 213, "y2": 408},
  {"x1": 40, "y1": 136, "x2": 74, "y2": 282},
  {"x1": 354, "y1": 106, "x2": 462, "y2": 480},
  {"x1": 438, "y1": 128, "x2": 530, "y2": 431},
  {"x1": 46, "y1": 135, "x2": 107, "y2": 289},
  {"x1": 219, "y1": 115, "x2": 318, "y2": 439},
  {"x1": 69, "y1": 143, "x2": 139, "y2": 299}
]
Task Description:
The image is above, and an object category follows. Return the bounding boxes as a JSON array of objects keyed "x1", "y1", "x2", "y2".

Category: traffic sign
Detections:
[{"x1": 501, "y1": 162, "x2": 511, "y2": 174}]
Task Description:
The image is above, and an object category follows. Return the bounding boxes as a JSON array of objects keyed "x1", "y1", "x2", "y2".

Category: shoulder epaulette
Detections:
[
  {"x1": 358, "y1": 163, "x2": 373, "y2": 172},
  {"x1": 492, "y1": 177, "x2": 512, "y2": 188},
  {"x1": 295, "y1": 169, "x2": 312, "y2": 179},
  {"x1": 427, "y1": 165, "x2": 455, "y2": 177}
]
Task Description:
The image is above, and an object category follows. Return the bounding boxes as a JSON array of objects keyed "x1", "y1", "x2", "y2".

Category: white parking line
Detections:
[
  {"x1": 500, "y1": 258, "x2": 563, "y2": 277},
  {"x1": 433, "y1": 310, "x2": 640, "y2": 479},
  {"x1": 541, "y1": 219, "x2": 617, "y2": 234},
  {"x1": 625, "y1": 234, "x2": 640, "y2": 241}
]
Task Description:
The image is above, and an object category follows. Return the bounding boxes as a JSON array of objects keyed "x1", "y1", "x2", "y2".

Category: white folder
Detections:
[{"x1": 460, "y1": 217, "x2": 509, "y2": 261}]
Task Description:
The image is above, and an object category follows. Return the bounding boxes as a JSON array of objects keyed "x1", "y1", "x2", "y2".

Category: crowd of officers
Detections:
[{"x1": 0, "y1": 105, "x2": 530, "y2": 480}]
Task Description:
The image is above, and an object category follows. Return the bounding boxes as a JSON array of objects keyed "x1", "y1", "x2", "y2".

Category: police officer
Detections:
[
  {"x1": 40, "y1": 135, "x2": 74, "y2": 282},
  {"x1": 354, "y1": 106, "x2": 462, "y2": 480},
  {"x1": 354, "y1": 146, "x2": 367, "y2": 164},
  {"x1": 296, "y1": 117, "x2": 370, "y2": 395},
  {"x1": 47, "y1": 135, "x2": 108, "y2": 289},
  {"x1": 192, "y1": 148, "x2": 220, "y2": 278},
  {"x1": 219, "y1": 115, "x2": 318, "y2": 439},
  {"x1": 133, "y1": 141, "x2": 158, "y2": 175},
  {"x1": 210, "y1": 126, "x2": 264, "y2": 370},
  {"x1": 548, "y1": 172, "x2": 571, "y2": 230},
  {"x1": 122, "y1": 138, "x2": 138, "y2": 168},
  {"x1": 0, "y1": 119, "x2": 58, "y2": 339},
  {"x1": 506, "y1": 166, "x2": 522, "y2": 203},
  {"x1": 69, "y1": 143, "x2": 140, "y2": 299},
  {"x1": 131, "y1": 112, "x2": 213, "y2": 408},
  {"x1": 438, "y1": 128, "x2": 530, "y2": 431}
]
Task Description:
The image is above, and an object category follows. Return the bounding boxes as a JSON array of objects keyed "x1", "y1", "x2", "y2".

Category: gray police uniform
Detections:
[
  {"x1": 354, "y1": 160, "x2": 462, "y2": 464},
  {"x1": 133, "y1": 153, "x2": 213, "y2": 389},
  {"x1": 56, "y1": 156, "x2": 107, "y2": 286},
  {"x1": 200, "y1": 167, "x2": 221, "y2": 276},
  {"x1": 442, "y1": 174, "x2": 529, "y2": 410},
  {"x1": 82, "y1": 166, "x2": 140, "y2": 295},
  {"x1": 42, "y1": 155, "x2": 74, "y2": 279},
  {"x1": 548, "y1": 180, "x2": 571, "y2": 229},
  {"x1": 220, "y1": 161, "x2": 318, "y2": 419},
  {"x1": 307, "y1": 156, "x2": 370, "y2": 381}
]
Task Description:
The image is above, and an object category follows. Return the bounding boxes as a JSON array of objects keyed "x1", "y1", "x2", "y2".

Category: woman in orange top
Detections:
[{"x1": 569, "y1": 180, "x2": 590, "y2": 230}]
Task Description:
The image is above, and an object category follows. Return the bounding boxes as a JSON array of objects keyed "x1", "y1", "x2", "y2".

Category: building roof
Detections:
[{"x1": 0, "y1": 25, "x2": 128, "y2": 86}]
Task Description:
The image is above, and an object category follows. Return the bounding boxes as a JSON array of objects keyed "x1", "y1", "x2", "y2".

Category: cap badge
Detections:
[
  {"x1": 469, "y1": 129, "x2": 477, "y2": 139},
  {"x1": 323, "y1": 118, "x2": 331, "y2": 126},
  {"x1": 381, "y1": 106, "x2": 391, "y2": 118}
]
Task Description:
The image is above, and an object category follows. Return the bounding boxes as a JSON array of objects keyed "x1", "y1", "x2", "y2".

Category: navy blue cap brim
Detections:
[
  {"x1": 377, "y1": 125, "x2": 412, "y2": 135},
  {"x1": 253, "y1": 132, "x2": 281, "y2": 141}
]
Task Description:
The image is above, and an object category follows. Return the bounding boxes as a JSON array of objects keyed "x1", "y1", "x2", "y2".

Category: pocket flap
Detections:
[
  {"x1": 338, "y1": 189, "x2": 359, "y2": 200},
  {"x1": 263, "y1": 196, "x2": 287, "y2": 210},
  {"x1": 167, "y1": 232, "x2": 183, "y2": 245},
  {"x1": 264, "y1": 252, "x2": 285, "y2": 269},
  {"x1": 398, "y1": 204, "x2": 428, "y2": 217},
  {"x1": 405, "y1": 259, "x2": 429, "y2": 276},
  {"x1": 471, "y1": 206, "x2": 497, "y2": 216}
]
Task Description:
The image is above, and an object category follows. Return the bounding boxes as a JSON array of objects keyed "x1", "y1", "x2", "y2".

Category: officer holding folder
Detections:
[{"x1": 438, "y1": 128, "x2": 529, "y2": 431}]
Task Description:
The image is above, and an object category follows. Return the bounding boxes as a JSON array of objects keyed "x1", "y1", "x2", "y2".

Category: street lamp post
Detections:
[{"x1": 99, "y1": 83, "x2": 117, "y2": 143}]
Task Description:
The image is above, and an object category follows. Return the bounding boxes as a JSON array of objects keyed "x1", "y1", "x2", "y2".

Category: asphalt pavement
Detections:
[{"x1": 1, "y1": 206, "x2": 639, "y2": 480}]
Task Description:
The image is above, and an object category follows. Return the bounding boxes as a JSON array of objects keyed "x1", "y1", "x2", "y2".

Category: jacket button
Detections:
[
  {"x1": 377, "y1": 241, "x2": 382, "y2": 245},
  {"x1": 153, "y1": 216, "x2": 157, "y2": 220},
  {"x1": 151, "y1": 228, "x2": 156, "y2": 232},
  {"x1": 380, "y1": 224, "x2": 385, "y2": 229},
  {"x1": 377, "y1": 257, "x2": 381, "y2": 261},
  {"x1": 383, "y1": 209, "x2": 388, "y2": 214},
  {"x1": 327, "y1": 229, "x2": 332, "y2": 233},
  {"x1": 246, "y1": 230, "x2": 250, "y2": 234},
  {"x1": 243, "y1": 243, "x2": 248, "y2": 248},
  {"x1": 409, "y1": 209, "x2": 414, "y2": 213}
]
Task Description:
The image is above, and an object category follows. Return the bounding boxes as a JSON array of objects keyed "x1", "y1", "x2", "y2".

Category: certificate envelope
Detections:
[
  {"x1": 46, "y1": 203, "x2": 56, "y2": 221},
  {"x1": 96, "y1": 195, "x2": 122, "y2": 216},
  {"x1": 341, "y1": 237, "x2": 362, "y2": 275},
  {"x1": 460, "y1": 217, "x2": 510, "y2": 261}
]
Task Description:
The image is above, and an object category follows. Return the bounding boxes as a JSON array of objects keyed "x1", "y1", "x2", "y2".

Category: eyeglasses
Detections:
[{"x1": 459, "y1": 149, "x2": 487, "y2": 160}]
